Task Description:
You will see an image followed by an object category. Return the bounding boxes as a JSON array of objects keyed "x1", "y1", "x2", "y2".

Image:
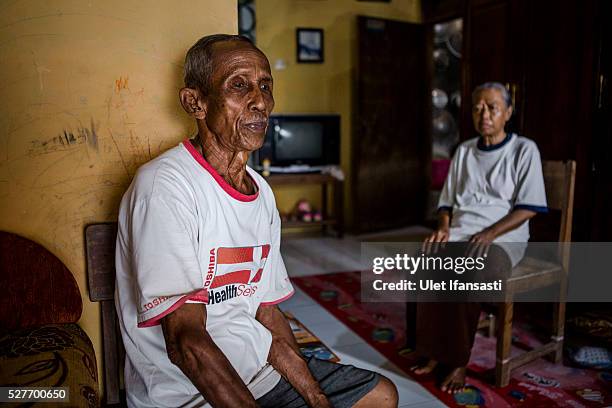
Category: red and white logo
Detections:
[{"x1": 207, "y1": 245, "x2": 270, "y2": 289}]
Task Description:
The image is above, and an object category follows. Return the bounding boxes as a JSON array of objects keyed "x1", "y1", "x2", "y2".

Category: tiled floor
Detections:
[{"x1": 280, "y1": 229, "x2": 447, "y2": 408}]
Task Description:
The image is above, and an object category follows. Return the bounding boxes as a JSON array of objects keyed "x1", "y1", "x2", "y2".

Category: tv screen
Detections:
[
  {"x1": 274, "y1": 122, "x2": 323, "y2": 161},
  {"x1": 252, "y1": 114, "x2": 340, "y2": 169}
]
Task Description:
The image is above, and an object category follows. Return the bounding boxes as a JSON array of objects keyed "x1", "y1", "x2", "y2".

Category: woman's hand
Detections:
[
  {"x1": 467, "y1": 228, "x2": 496, "y2": 258},
  {"x1": 466, "y1": 209, "x2": 537, "y2": 258},
  {"x1": 422, "y1": 227, "x2": 450, "y2": 254}
]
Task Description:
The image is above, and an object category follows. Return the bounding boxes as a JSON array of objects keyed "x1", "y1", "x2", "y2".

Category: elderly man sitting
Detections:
[
  {"x1": 411, "y1": 82, "x2": 548, "y2": 393},
  {"x1": 115, "y1": 34, "x2": 398, "y2": 408}
]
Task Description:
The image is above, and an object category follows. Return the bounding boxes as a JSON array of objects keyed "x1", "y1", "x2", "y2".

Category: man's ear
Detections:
[{"x1": 179, "y1": 87, "x2": 206, "y2": 120}]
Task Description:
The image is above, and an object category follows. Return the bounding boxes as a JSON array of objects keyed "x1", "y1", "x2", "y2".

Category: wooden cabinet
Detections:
[{"x1": 421, "y1": 0, "x2": 463, "y2": 23}]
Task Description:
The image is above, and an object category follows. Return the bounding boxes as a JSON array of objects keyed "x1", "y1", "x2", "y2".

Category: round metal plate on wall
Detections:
[{"x1": 238, "y1": 0, "x2": 256, "y2": 43}]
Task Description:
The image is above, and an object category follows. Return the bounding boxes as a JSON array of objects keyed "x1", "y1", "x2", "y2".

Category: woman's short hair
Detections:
[
  {"x1": 472, "y1": 82, "x2": 512, "y2": 108},
  {"x1": 184, "y1": 34, "x2": 254, "y2": 95}
]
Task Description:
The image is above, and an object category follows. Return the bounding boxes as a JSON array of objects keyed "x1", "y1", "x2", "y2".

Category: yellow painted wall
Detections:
[
  {"x1": 256, "y1": 0, "x2": 421, "y2": 224},
  {"x1": 0, "y1": 0, "x2": 236, "y2": 391}
]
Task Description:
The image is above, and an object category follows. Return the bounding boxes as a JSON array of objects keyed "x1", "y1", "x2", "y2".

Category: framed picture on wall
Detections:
[{"x1": 296, "y1": 28, "x2": 324, "y2": 63}]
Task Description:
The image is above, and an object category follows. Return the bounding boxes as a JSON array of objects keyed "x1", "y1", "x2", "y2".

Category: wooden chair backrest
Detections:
[
  {"x1": 85, "y1": 222, "x2": 123, "y2": 406},
  {"x1": 86, "y1": 223, "x2": 117, "y2": 302},
  {"x1": 540, "y1": 160, "x2": 576, "y2": 270},
  {"x1": 541, "y1": 160, "x2": 576, "y2": 243}
]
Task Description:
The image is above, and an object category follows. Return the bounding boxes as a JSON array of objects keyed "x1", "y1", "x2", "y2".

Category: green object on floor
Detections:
[
  {"x1": 372, "y1": 328, "x2": 394, "y2": 343},
  {"x1": 320, "y1": 290, "x2": 338, "y2": 301}
]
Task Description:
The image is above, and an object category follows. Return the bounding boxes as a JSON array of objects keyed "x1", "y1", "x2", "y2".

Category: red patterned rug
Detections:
[{"x1": 292, "y1": 272, "x2": 612, "y2": 408}]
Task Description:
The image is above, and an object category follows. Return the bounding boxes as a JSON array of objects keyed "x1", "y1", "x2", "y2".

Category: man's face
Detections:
[
  {"x1": 203, "y1": 41, "x2": 274, "y2": 152},
  {"x1": 472, "y1": 88, "x2": 512, "y2": 138}
]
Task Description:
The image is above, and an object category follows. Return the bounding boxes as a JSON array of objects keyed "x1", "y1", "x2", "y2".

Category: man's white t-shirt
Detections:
[
  {"x1": 115, "y1": 140, "x2": 294, "y2": 408},
  {"x1": 438, "y1": 133, "x2": 548, "y2": 264}
]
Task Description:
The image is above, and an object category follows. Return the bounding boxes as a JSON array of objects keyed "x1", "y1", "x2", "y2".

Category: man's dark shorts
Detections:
[{"x1": 256, "y1": 357, "x2": 381, "y2": 408}]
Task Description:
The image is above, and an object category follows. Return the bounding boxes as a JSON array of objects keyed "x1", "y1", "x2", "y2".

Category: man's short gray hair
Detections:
[
  {"x1": 472, "y1": 82, "x2": 512, "y2": 108},
  {"x1": 184, "y1": 34, "x2": 254, "y2": 95}
]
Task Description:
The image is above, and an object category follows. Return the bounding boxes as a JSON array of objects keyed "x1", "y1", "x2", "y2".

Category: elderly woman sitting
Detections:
[{"x1": 411, "y1": 82, "x2": 548, "y2": 392}]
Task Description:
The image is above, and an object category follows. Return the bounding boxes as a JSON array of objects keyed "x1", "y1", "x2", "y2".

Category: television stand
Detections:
[
  {"x1": 265, "y1": 173, "x2": 344, "y2": 238},
  {"x1": 268, "y1": 165, "x2": 323, "y2": 174}
]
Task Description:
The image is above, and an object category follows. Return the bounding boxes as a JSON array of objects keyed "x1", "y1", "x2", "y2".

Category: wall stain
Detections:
[
  {"x1": 28, "y1": 119, "x2": 99, "y2": 156},
  {"x1": 83, "y1": 118, "x2": 98, "y2": 151},
  {"x1": 108, "y1": 128, "x2": 131, "y2": 178},
  {"x1": 28, "y1": 130, "x2": 86, "y2": 156},
  {"x1": 115, "y1": 76, "x2": 129, "y2": 93}
]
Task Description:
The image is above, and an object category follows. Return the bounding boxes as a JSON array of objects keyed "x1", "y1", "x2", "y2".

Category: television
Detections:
[{"x1": 251, "y1": 114, "x2": 340, "y2": 170}]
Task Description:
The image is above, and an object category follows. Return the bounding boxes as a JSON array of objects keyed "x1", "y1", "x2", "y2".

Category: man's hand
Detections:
[
  {"x1": 256, "y1": 305, "x2": 332, "y2": 408},
  {"x1": 161, "y1": 303, "x2": 258, "y2": 408}
]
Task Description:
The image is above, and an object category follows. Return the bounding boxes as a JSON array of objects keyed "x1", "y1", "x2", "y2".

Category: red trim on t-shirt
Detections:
[
  {"x1": 182, "y1": 140, "x2": 259, "y2": 202},
  {"x1": 188, "y1": 291, "x2": 209, "y2": 303},
  {"x1": 260, "y1": 290, "x2": 295, "y2": 306},
  {"x1": 137, "y1": 289, "x2": 209, "y2": 328}
]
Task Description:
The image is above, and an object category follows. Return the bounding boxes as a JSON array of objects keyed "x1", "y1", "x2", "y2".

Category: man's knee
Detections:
[
  {"x1": 356, "y1": 375, "x2": 398, "y2": 407},
  {"x1": 376, "y1": 376, "x2": 399, "y2": 407}
]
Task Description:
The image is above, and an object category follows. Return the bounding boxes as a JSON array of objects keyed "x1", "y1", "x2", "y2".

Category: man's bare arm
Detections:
[
  {"x1": 161, "y1": 303, "x2": 257, "y2": 408},
  {"x1": 256, "y1": 304, "x2": 331, "y2": 408}
]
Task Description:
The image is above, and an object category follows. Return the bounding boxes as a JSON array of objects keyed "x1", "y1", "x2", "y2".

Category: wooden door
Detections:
[
  {"x1": 462, "y1": 0, "x2": 600, "y2": 240},
  {"x1": 353, "y1": 16, "x2": 430, "y2": 233},
  {"x1": 591, "y1": 0, "x2": 612, "y2": 240},
  {"x1": 461, "y1": 0, "x2": 524, "y2": 139},
  {"x1": 519, "y1": 0, "x2": 598, "y2": 240}
]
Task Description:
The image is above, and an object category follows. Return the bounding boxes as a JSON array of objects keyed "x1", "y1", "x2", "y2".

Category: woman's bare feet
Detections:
[
  {"x1": 410, "y1": 359, "x2": 438, "y2": 375},
  {"x1": 440, "y1": 366, "x2": 466, "y2": 394}
]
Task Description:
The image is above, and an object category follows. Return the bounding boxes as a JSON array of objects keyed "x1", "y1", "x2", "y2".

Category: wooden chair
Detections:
[
  {"x1": 84, "y1": 222, "x2": 125, "y2": 406},
  {"x1": 492, "y1": 160, "x2": 576, "y2": 387}
]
